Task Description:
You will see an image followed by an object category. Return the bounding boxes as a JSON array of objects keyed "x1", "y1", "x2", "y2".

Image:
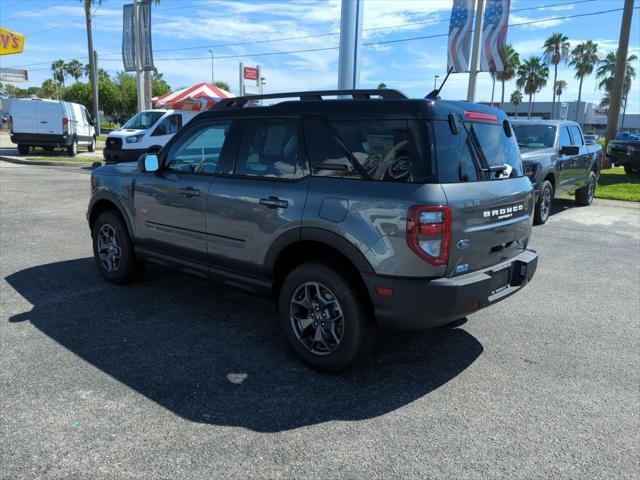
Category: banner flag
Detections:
[
  {"x1": 480, "y1": 0, "x2": 511, "y2": 72},
  {"x1": 447, "y1": 0, "x2": 475, "y2": 73}
]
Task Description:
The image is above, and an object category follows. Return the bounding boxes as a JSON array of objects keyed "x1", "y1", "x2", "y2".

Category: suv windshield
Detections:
[
  {"x1": 123, "y1": 111, "x2": 164, "y2": 130},
  {"x1": 513, "y1": 124, "x2": 556, "y2": 149}
]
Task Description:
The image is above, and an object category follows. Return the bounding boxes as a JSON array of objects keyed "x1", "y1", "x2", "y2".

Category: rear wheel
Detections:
[
  {"x1": 17, "y1": 144, "x2": 29, "y2": 155},
  {"x1": 92, "y1": 210, "x2": 143, "y2": 284},
  {"x1": 88, "y1": 136, "x2": 96, "y2": 152},
  {"x1": 534, "y1": 180, "x2": 553, "y2": 225},
  {"x1": 624, "y1": 165, "x2": 640, "y2": 176},
  {"x1": 67, "y1": 138, "x2": 78, "y2": 157},
  {"x1": 575, "y1": 171, "x2": 596, "y2": 206},
  {"x1": 278, "y1": 262, "x2": 376, "y2": 372}
]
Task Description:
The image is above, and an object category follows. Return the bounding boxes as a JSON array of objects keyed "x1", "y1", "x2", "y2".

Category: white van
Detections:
[
  {"x1": 103, "y1": 109, "x2": 200, "y2": 163},
  {"x1": 9, "y1": 98, "x2": 96, "y2": 156}
]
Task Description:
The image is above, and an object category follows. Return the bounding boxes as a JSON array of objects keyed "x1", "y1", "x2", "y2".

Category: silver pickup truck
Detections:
[{"x1": 512, "y1": 120, "x2": 603, "y2": 224}]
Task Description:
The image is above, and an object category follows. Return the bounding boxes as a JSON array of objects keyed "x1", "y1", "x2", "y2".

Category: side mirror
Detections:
[
  {"x1": 139, "y1": 153, "x2": 159, "y2": 172},
  {"x1": 560, "y1": 145, "x2": 580, "y2": 156}
]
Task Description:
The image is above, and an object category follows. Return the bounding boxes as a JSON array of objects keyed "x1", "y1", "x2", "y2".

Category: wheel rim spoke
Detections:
[
  {"x1": 289, "y1": 281, "x2": 344, "y2": 356},
  {"x1": 96, "y1": 224, "x2": 121, "y2": 273}
]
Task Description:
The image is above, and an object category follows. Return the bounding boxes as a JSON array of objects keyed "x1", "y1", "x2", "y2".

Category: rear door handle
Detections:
[
  {"x1": 179, "y1": 187, "x2": 200, "y2": 198},
  {"x1": 40, "y1": 121, "x2": 47, "y2": 124},
  {"x1": 259, "y1": 196, "x2": 288, "y2": 209}
]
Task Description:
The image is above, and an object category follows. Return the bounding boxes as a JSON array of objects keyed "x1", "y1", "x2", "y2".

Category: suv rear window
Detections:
[
  {"x1": 303, "y1": 118, "x2": 434, "y2": 183},
  {"x1": 434, "y1": 119, "x2": 523, "y2": 182}
]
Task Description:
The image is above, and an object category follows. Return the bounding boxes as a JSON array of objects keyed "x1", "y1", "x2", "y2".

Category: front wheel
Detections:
[
  {"x1": 92, "y1": 210, "x2": 143, "y2": 284},
  {"x1": 534, "y1": 180, "x2": 554, "y2": 225},
  {"x1": 575, "y1": 171, "x2": 597, "y2": 206},
  {"x1": 278, "y1": 262, "x2": 376, "y2": 373}
]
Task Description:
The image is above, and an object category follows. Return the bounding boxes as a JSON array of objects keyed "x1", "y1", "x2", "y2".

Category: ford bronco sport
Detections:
[{"x1": 87, "y1": 89, "x2": 538, "y2": 372}]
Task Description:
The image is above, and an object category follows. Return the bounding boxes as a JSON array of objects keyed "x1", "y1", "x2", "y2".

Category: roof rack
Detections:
[{"x1": 215, "y1": 89, "x2": 408, "y2": 109}]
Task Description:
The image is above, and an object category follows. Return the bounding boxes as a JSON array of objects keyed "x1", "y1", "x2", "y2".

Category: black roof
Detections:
[{"x1": 196, "y1": 89, "x2": 509, "y2": 122}]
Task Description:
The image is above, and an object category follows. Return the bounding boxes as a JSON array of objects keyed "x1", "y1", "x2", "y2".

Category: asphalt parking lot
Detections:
[{"x1": 1, "y1": 161, "x2": 638, "y2": 479}]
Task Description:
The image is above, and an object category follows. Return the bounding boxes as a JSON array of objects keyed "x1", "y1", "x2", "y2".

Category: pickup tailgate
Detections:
[{"x1": 441, "y1": 177, "x2": 534, "y2": 277}]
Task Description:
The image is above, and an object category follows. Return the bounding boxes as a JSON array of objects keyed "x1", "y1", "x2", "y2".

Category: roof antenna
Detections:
[{"x1": 426, "y1": 66, "x2": 454, "y2": 100}]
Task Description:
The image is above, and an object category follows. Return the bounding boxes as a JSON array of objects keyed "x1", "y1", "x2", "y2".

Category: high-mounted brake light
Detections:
[
  {"x1": 464, "y1": 111, "x2": 498, "y2": 122},
  {"x1": 62, "y1": 117, "x2": 69, "y2": 135},
  {"x1": 406, "y1": 205, "x2": 451, "y2": 266}
]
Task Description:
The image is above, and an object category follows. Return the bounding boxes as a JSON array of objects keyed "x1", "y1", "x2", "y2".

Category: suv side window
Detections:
[
  {"x1": 234, "y1": 118, "x2": 303, "y2": 179},
  {"x1": 165, "y1": 120, "x2": 232, "y2": 174},
  {"x1": 303, "y1": 117, "x2": 430, "y2": 183},
  {"x1": 558, "y1": 126, "x2": 572, "y2": 148},
  {"x1": 152, "y1": 114, "x2": 182, "y2": 136},
  {"x1": 568, "y1": 125, "x2": 583, "y2": 145}
]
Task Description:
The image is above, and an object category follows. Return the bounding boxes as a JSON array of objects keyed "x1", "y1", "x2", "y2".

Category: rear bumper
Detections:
[
  {"x1": 362, "y1": 249, "x2": 538, "y2": 331},
  {"x1": 607, "y1": 153, "x2": 640, "y2": 167},
  {"x1": 10, "y1": 133, "x2": 72, "y2": 147},
  {"x1": 103, "y1": 147, "x2": 145, "y2": 163}
]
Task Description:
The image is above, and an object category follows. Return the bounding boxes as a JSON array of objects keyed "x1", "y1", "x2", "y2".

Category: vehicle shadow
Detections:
[
  {"x1": 5, "y1": 258, "x2": 483, "y2": 433},
  {"x1": 550, "y1": 197, "x2": 580, "y2": 216}
]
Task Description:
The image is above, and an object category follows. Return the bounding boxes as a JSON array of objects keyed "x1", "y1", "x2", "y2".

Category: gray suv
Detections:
[{"x1": 87, "y1": 89, "x2": 538, "y2": 372}]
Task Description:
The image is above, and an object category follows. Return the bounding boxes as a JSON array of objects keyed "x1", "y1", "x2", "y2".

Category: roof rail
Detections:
[{"x1": 215, "y1": 89, "x2": 408, "y2": 109}]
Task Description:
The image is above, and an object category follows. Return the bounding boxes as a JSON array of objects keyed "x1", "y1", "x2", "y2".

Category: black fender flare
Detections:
[
  {"x1": 263, "y1": 227, "x2": 375, "y2": 277},
  {"x1": 88, "y1": 190, "x2": 135, "y2": 238}
]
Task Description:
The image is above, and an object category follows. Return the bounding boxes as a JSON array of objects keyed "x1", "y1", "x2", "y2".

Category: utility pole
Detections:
[
  {"x1": 209, "y1": 49, "x2": 215, "y2": 84},
  {"x1": 337, "y1": 0, "x2": 364, "y2": 91},
  {"x1": 605, "y1": 0, "x2": 634, "y2": 146},
  {"x1": 466, "y1": 0, "x2": 485, "y2": 102},
  {"x1": 134, "y1": 0, "x2": 145, "y2": 112},
  {"x1": 84, "y1": 0, "x2": 100, "y2": 135}
]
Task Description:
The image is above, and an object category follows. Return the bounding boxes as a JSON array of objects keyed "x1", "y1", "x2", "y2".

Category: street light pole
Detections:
[
  {"x1": 209, "y1": 49, "x2": 215, "y2": 84},
  {"x1": 434, "y1": 75, "x2": 440, "y2": 90}
]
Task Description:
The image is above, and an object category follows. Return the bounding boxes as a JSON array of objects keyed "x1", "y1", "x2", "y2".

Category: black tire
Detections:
[
  {"x1": 278, "y1": 262, "x2": 377, "y2": 373},
  {"x1": 88, "y1": 136, "x2": 96, "y2": 152},
  {"x1": 17, "y1": 144, "x2": 29, "y2": 155},
  {"x1": 575, "y1": 171, "x2": 597, "y2": 206},
  {"x1": 534, "y1": 180, "x2": 554, "y2": 225},
  {"x1": 91, "y1": 210, "x2": 143, "y2": 284},
  {"x1": 67, "y1": 138, "x2": 78, "y2": 157},
  {"x1": 624, "y1": 165, "x2": 639, "y2": 176}
]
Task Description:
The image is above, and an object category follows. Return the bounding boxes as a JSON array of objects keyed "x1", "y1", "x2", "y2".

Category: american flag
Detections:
[
  {"x1": 480, "y1": 0, "x2": 511, "y2": 72},
  {"x1": 447, "y1": 0, "x2": 475, "y2": 73}
]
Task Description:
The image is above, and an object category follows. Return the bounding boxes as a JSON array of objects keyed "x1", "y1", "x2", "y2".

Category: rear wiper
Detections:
[{"x1": 482, "y1": 165, "x2": 508, "y2": 173}]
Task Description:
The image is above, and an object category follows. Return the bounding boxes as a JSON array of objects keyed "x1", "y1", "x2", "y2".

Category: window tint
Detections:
[
  {"x1": 166, "y1": 120, "x2": 232, "y2": 174},
  {"x1": 463, "y1": 121, "x2": 523, "y2": 177},
  {"x1": 559, "y1": 126, "x2": 572, "y2": 148},
  {"x1": 568, "y1": 125, "x2": 583, "y2": 145},
  {"x1": 434, "y1": 120, "x2": 480, "y2": 182},
  {"x1": 235, "y1": 118, "x2": 303, "y2": 178},
  {"x1": 152, "y1": 114, "x2": 182, "y2": 136},
  {"x1": 123, "y1": 111, "x2": 164, "y2": 130},
  {"x1": 303, "y1": 118, "x2": 432, "y2": 183}
]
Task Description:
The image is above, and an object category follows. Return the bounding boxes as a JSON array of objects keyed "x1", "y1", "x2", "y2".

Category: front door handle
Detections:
[
  {"x1": 259, "y1": 196, "x2": 288, "y2": 209},
  {"x1": 179, "y1": 187, "x2": 200, "y2": 198}
]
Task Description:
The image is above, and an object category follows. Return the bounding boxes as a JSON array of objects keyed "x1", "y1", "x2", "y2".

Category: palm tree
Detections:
[
  {"x1": 51, "y1": 59, "x2": 66, "y2": 87},
  {"x1": 554, "y1": 80, "x2": 567, "y2": 118},
  {"x1": 495, "y1": 44, "x2": 520, "y2": 108},
  {"x1": 510, "y1": 90, "x2": 523, "y2": 117},
  {"x1": 542, "y1": 33, "x2": 570, "y2": 120},
  {"x1": 64, "y1": 59, "x2": 84, "y2": 83},
  {"x1": 569, "y1": 40, "x2": 599, "y2": 123},
  {"x1": 597, "y1": 51, "x2": 637, "y2": 105},
  {"x1": 516, "y1": 56, "x2": 549, "y2": 119}
]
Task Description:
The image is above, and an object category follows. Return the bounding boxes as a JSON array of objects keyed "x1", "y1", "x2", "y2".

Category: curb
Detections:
[{"x1": 0, "y1": 155, "x2": 101, "y2": 168}]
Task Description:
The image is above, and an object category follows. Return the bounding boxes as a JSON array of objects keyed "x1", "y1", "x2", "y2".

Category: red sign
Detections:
[{"x1": 243, "y1": 66, "x2": 258, "y2": 81}]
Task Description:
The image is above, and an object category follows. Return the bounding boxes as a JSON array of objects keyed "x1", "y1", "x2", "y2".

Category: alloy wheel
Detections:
[
  {"x1": 588, "y1": 175, "x2": 596, "y2": 203},
  {"x1": 290, "y1": 282, "x2": 345, "y2": 355},
  {"x1": 541, "y1": 186, "x2": 552, "y2": 221},
  {"x1": 97, "y1": 224, "x2": 121, "y2": 272}
]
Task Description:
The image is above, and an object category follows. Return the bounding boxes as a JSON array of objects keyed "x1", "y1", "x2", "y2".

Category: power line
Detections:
[
  {"x1": 1, "y1": 0, "x2": 68, "y2": 22},
  {"x1": 8, "y1": 1, "x2": 627, "y2": 71}
]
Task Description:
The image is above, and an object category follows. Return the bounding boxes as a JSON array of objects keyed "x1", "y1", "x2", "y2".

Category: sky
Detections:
[{"x1": 1, "y1": 0, "x2": 639, "y2": 112}]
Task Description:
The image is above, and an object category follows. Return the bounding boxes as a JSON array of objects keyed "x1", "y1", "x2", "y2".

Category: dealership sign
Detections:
[
  {"x1": 243, "y1": 67, "x2": 258, "y2": 81},
  {"x1": 0, "y1": 28, "x2": 25, "y2": 55}
]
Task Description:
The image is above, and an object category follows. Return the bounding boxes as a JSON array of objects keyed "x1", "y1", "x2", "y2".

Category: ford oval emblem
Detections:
[{"x1": 457, "y1": 239, "x2": 471, "y2": 249}]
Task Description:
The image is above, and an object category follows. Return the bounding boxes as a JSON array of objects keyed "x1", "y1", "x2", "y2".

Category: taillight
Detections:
[
  {"x1": 62, "y1": 117, "x2": 69, "y2": 135},
  {"x1": 406, "y1": 205, "x2": 451, "y2": 266},
  {"x1": 464, "y1": 111, "x2": 498, "y2": 122}
]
